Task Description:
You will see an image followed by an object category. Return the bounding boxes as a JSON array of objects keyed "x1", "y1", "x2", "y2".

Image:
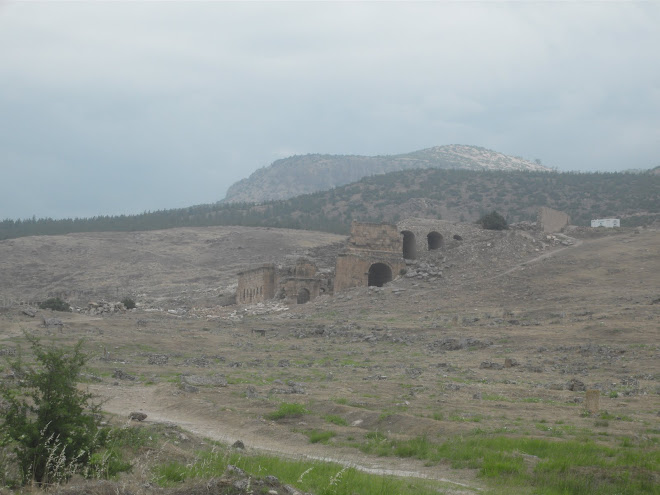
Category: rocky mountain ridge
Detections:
[{"x1": 223, "y1": 144, "x2": 551, "y2": 203}]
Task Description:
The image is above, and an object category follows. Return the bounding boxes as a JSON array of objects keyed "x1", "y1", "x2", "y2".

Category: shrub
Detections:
[
  {"x1": 0, "y1": 336, "x2": 102, "y2": 485},
  {"x1": 477, "y1": 210, "x2": 508, "y2": 230},
  {"x1": 38, "y1": 297, "x2": 71, "y2": 312},
  {"x1": 120, "y1": 297, "x2": 136, "y2": 310},
  {"x1": 265, "y1": 402, "x2": 309, "y2": 420}
]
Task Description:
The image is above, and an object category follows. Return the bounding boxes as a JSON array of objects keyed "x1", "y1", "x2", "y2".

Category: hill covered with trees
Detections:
[
  {"x1": 223, "y1": 144, "x2": 551, "y2": 203},
  {"x1": 2, "y1": 168, "x2": 657, "y2": 240}
]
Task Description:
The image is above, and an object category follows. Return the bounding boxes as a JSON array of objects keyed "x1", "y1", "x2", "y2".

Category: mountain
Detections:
[{"x1": 223, "y1": 144, "x2": 552, "y2": 203}]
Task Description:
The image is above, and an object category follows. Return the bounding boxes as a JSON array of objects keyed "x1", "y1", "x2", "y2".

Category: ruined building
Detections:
[
  {"x1": 237, "y1": 218, "x2": 466, "y2": 303},
  {"x1": 237, "y1": 259, "x2": 332, "y2": 306},
  {"x1": 236, "y1": 265, "x2": 277, "y2": 305},
  {"x1": 334, "y1": 221, "x2": 407, "y2": 292}
]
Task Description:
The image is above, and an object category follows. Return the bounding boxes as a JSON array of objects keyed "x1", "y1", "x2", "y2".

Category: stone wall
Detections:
[
  {"x1": 348, "y1": 221, "x2": 402, "y2": 254},
  {"x1": 396, "y1": 218, "x2": 469, "y2": 259},
  {"x1": 280, "y1": 277, "x2": 322, "y2": 304},
  {"x1": 334, "y1": 221, "x2": 407, "y2": 293},
  {"x1": 537, "y1": 207, "x2": 570, "y2": 233},
  {"x1": 237, "y1": 265, "x2": 277, "y2": 305}
]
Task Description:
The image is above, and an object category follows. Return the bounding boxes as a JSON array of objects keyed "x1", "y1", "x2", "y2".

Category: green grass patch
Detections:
[
  {"x1": 324, "y1": 414, "x2": 348, "y2": 426},
  {"x1": 153, "y1": 448, "x2": 446, "y2": 494},
  {"x1": 265, "y1": 402, "x2": 309, "y2": 420},
  {"x1": 355, "y1": 432, "x2": 660, "y2": 494},
  {"x1": 305, "y1": 430, "x2": 336, "y2": 444}
]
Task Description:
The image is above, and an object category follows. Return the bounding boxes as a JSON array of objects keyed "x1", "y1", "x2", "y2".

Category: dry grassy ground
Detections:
[{"x1": 0, "y1": 225, "x2": 658, "y2": 494}]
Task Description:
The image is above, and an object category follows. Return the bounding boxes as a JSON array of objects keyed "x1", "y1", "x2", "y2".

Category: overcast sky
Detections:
[{"x1": 1, "y1": 1, "x2": 658, "y2": 220}]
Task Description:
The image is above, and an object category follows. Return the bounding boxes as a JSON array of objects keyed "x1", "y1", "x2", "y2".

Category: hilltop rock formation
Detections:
[{"x1": 223, "y1": 144, "x2": 551, "y2": 203}]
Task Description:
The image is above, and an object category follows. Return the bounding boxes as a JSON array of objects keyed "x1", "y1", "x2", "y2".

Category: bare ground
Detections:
[{"x1": 0, "y1": 224, "x2": 658, "y2": 493}]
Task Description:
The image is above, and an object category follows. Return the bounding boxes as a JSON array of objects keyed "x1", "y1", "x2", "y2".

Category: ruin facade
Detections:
[
  {"x1": 238, "y1": 218, "x2": 472, "y2": 301},
  {"x1": 334, "y1": 221, "x2": 407, "y2": 292},
  {"x1": 236, "y1": 265, "x2": 277, "y2": 305},
  {"x1": 277, "y1": 259, "x2": 331, "y2": 305},
  {"x1": 237, "y1": 260, "x2": 331, "y2": 306},
  {"x1": 396, "y1": 218, "x2": 462, "y2": 260},
  {"x1": 537, "y1": 207, "x2": 570, "y2": 233}
]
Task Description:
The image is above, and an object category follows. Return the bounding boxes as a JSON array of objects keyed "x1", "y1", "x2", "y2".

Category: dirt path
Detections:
[
  {"x1": 93, "y1": 383, "x2": 482, "y2": 493},
  {"x1": 490, "y1": 236, "x2": 583, "y2": 279}
]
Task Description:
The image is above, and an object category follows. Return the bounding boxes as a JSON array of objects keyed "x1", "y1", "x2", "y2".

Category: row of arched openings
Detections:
[
  {"x1": 401, "y1": 230, "x2": 443, "y2": 260},
  {"x1": 242, "y1": 286, "x2": 263, "y2": 303}
]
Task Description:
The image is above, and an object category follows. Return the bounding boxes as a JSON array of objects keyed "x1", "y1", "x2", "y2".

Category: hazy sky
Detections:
[{"x1": 1, "y1": 2, "x2": 658, "y2": 220}]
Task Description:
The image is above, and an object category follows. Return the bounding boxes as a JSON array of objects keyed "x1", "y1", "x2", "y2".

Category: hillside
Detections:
[
  {"x1": 1, "y1": 168, "x2": 658, "y2": 241},
  {"x1": 223, "y1": 144, "x2": 552, "y2": 203}
]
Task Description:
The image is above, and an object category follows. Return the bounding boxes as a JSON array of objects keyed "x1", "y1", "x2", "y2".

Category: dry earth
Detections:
[{"x1": 0, "y1": 224, "x2": 658, "y2": 493}]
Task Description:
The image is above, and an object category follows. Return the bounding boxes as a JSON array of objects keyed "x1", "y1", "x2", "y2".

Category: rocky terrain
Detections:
[
  {"x1": 223, "y1": 144, "x2": 551, "y2": 203},
  {"x1": 0, "y1": 223, "x2": 658, "y2": 494}
]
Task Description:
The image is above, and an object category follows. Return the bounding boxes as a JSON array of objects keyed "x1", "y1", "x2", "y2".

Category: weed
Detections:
[
  {"x1": 265, "y1": 402, "x2": 309, "y2": 420},
  {"x1": 305, "y1": 430, "x2": 336, "y2": 444},
  {"x1": 324, "y1": 415, "x2": 348, "y2": 426}
]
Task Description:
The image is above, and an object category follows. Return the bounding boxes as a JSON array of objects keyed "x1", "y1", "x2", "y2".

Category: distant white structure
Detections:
[{"x1": 591, "y1": 218, "x2": 620, "y2": 228}]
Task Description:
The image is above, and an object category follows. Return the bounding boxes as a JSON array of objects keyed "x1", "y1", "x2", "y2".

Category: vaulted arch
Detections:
[{"x1": 368, "y1": 263, "x2": 392, "y2": 287}]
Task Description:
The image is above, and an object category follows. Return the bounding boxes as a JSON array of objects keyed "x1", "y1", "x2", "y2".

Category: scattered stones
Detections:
[
  {"x1": 567, "y1": 378, "x2": 586, "y2": 391},
  {"x1": 42, "y1": 317, "x2": 64, "y2": 329},
  {"x1": 270, "y1": 381, "x2": 306, "y2": 395},
  {"x1": 181, "y1": 374, "x2": 228, "y2": 387},
  {"x1": 179, "y1": 383, "x2": 199, "y2": 393},
  {"x1": 147, "y1": 354, "x2": 169, "y2": 365},
  {"x1": 21, "y1": 307, "x2": 37, "y2": 317},
  {"x1": 129, "y1": 412, "x2": 147, "y2": 421},
  {"x1": 245, "y1": 386, "x2": 259, "y2": 399},
  {"x1": 112, "y1": 369, "x2": 136, "y2": 381},
  {"x1": 428, "y1": 337, "x2": 493, "y2": 352},
  {"x1": 183, "y1": 357, "x2": 211, "y2": 367},
  {"x1": 83, "y1": 301, "x2": 127, "y2": 316},
  {"x1": 480, "y1": 361, "x2": 504, "y2": 370}
]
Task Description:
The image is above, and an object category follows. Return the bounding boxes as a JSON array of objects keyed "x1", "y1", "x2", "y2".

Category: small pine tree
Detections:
[
  {"x1": 38, "y1": 297, "x2": 71, "y2": 312},
  {"x1": 120, "y1": 297, "x2": 136, "y2": 310},
  {"x1": 0, "y1": 336, "x2": 102, "y2": 485},
  {"x1": 478, "y1": 210, "x2": 508, "y2": 230}
]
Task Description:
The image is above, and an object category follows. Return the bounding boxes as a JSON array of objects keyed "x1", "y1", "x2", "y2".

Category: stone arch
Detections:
[
  {"x1": 368, "y1": 263, "x2": 393, "y2": 287},
  {"x1": 427, "y1": 231, "x2": 444, "y2": 250},
  {"x1": 297, "y1": 288, "x2": 311, "y2": 304},
  {"x1": 401, "y1": 230, "x2": 417, "y2": 259}
]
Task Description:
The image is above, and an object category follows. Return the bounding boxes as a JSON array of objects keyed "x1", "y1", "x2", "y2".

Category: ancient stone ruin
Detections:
[
  {"x1": 537, "y1": 207, "x2": 570, "y2": 233},
  {"x1": 236, "y1": 265, "x2": 277, "y2": 305},
  {"x1": 334, "y1": 221, "x2": 406, "y2": 292},
  {"x1": 236, "y1": 218, "x2": 472, "y2": 303},
  {"x1": 237, "y1": 260, "x2": 332, "y2": 306}
]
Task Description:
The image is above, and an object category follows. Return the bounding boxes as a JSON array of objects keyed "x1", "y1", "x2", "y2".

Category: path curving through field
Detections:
[{"x1": 93, "y1": 383, "x2": 481, "y2": 493}]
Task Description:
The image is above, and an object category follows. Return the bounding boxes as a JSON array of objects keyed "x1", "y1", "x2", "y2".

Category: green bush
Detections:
[
  {"x1": 38, "y1": 297, "x2": 71, "y2": 312},
  {"x1": 120, "y1": 297, "x2": 136, "y2": 310},
  {"x1": 0, "y1": 336, "x2": 102, "y2": 485},
  {"x1": 478, "y1": 210, "x2": 508, "y2": 230}
]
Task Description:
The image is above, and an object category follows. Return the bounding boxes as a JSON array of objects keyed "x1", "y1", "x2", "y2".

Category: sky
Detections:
[{"x1": 1, "y1": 1, "x2": 658, "y2": 220}]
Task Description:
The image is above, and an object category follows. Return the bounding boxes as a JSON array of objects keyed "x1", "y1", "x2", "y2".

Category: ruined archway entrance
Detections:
[
  {"x1": 297, "y1": 288, "x2": 311, "y2": 304},
  {"x1": 368, "y1": 263, "x2": 392, "y2": 287},
  {"x1": 427, "y1": 231, "x2": 444, "y2": 250},
  {"x1": 401, "y1": 231, "x2": 416, "y2": 259}
]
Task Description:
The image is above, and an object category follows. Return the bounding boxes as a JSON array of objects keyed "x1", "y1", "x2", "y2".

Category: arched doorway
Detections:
[
  {"x1": 368, "y1": 263, "x2": 392, "y2": 287},
  {"x1": 401, "y1": 230, "x2": 416, "y2": 259},
  {"x1": 427, "y1": 231, "x2": 444, "y2": 250},
  {"x1": 297, "y1": 288, "x2": 311, "y2": 304}
]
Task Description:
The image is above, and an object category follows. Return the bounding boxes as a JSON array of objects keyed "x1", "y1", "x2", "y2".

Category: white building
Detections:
[{"x1": 591, "y1": 218, "x2": 620, "y2": 228}]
